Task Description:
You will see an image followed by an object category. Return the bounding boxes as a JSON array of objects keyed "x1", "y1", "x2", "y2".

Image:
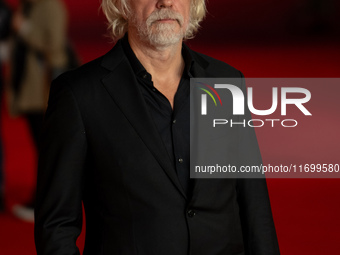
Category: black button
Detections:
[
  {"x1": 143, "y1": 74, "x2": 147, "y2": 79},
  {"x1": 187, "y1": 209, "x2": 196, "y2": 218},
  {"x1": 178, "y1": 158, "x2": 183, "y2": 163},
  {"x1": 152, "y1": 88, "x2": 156, "y2": 92}
]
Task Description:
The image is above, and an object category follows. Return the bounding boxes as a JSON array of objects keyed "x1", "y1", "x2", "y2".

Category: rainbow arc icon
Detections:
[
  {"x1": 197, "y1": 82, "x2": 223, "y2": 106},
  {"x1": 197, "y1": 82, "x2": 223, "y2": 115}
]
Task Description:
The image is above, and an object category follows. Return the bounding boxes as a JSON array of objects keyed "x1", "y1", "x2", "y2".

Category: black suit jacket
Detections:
[{"x1": 34, "y1": 40, "x2": 280, "y2": 255}]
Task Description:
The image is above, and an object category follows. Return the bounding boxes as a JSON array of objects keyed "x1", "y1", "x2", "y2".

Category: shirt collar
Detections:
[{"x1": 121, "y1": 33, "x2": 194, "y2": 79}]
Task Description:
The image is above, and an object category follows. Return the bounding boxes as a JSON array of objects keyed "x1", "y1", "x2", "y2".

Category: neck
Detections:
[{"x1": 127, "y1": 32, "x2": 185, "y2": 84}]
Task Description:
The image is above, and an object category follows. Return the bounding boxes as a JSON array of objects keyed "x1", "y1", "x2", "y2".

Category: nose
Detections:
[{"x1": 156, "y1": 0, "x2": 173, "y2": 8}]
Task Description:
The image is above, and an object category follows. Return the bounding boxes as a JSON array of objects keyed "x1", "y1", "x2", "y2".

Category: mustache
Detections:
[{"x1": 146, "y1": 9, "x2": 184, "y2": 27}]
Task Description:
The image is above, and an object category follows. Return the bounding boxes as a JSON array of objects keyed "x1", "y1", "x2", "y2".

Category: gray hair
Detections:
[{"x1": 101, "y1": 0, "x2": 206, "y2": 41}]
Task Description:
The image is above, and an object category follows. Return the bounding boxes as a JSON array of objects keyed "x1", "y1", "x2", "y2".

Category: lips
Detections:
[
  {"x1": 147, "y1": 9, "x2": 184, "y2": 27},
  {"x1": 157, "y1": 19, "x2": 176, "y2": 22}
]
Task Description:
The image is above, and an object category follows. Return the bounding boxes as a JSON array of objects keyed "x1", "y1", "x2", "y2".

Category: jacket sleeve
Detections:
[
  {"x1": 34, "y1": 76, "x2": 87, "y2": 255},
  {"x1": 236, "y1": 178, "x2": 280, "y2": 255},
  {"x1": 236, "y1": 72, "x2": 280, "y2": 255}
]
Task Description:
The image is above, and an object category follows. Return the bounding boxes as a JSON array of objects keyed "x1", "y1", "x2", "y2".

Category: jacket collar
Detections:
[{"x1": 101, "y1": 39, "x2": 210, "y2": 76}]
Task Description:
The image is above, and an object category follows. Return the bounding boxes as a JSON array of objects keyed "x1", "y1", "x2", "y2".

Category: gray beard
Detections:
[
  {"x1": 137, "y1": 22, "x2": 185, "y2": 49},
  {"x1": 133, "y1": 8, "x2": 188, "y2": 49}
]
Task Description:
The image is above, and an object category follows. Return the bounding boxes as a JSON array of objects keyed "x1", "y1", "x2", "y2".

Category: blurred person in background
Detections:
[
  {"x1": 0, "y1": 0, "x2": 11, "y2": 212},
  {"x1": 9, "y1": 0, "x2": 68, "y2": 221},
  {"x1": 35, "y1": 0, "x2": 280, "y2": 254}
]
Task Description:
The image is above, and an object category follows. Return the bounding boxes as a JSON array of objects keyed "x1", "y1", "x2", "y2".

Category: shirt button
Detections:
[
  {"x1": 187, "y1": 209, "x2": 196, "y2": 218},
  {"x1": 178, "y1": 158, "x2": 183, "y2": 163},
  {"x1": 172, "y1": 119, "x2": 176, "y2": 124},
  {"x1": 143, "y1": 74, "x2": 147, "y2": 79},
  {"x1": 152, "y1": 88, "x2": 156, "y2": 92}
]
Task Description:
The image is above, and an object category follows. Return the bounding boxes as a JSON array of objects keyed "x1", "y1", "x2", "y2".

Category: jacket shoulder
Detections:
[
  {"x1": 53, "y1": 55, "x2": 108, "y2": 90},
  {"x1": 190, "y1": 49, "x2": 242, "y2": 78},
  {"x1": 54, "y1": 41, "x2": 124, "y2": 88}
]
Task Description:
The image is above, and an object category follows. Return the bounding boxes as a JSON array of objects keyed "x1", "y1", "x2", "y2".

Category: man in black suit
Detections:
[{"x1": 35, "y1": 0, "x2": 280, "y2": 254}]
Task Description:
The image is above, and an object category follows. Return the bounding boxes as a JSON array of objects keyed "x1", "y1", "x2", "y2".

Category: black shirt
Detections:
[{"x1": 122, "y1": 35, "x2": 193, "y2": 195}]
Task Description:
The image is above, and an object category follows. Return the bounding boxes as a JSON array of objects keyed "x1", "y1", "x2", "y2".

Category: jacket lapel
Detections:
[{"x1": 100, "y1": 42, "x2": 187, "y2": 199}]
